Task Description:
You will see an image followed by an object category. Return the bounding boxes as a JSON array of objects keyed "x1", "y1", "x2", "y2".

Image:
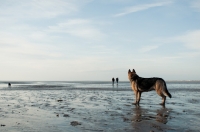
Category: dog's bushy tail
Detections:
[
  {"x1": 164, "y1": 81, "x2": 172, "y2": 98},
  {"x1": 163, "y1": 81, "x2": 172, "y2": 98}
]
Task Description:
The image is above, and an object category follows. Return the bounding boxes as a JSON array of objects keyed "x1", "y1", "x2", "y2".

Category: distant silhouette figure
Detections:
[
  {"x1": 8, "y1": 83, "x2": 11, "y2": 87},
  {"x1": 112, "y1": 78, "x2": 115, "y2": 85},
  {"x1": 116, "y1": 78, "x2": 119, "y2": 84}
]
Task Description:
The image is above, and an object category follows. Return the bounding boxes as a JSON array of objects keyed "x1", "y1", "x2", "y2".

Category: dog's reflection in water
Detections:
[{"x1": 131, "y1": 105, "x2": 170, "y2": 124}]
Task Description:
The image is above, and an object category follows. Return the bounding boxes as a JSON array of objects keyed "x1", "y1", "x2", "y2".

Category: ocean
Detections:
[{"x1": 1, "y1": 81, "x2": 200, "y2": 90}]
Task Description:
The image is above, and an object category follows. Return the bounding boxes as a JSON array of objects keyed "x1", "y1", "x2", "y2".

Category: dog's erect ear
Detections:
[
  {"x1": 132, "y1": 69, "x2": 136, "y2": 73},
  {"x1": 128, "y1": 69, "x2": 131, "y2": 73}
]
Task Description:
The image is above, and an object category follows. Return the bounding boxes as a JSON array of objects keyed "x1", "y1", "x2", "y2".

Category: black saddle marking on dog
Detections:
[{"x1": 131, "y1": 74, "x2": 163, "y2": 91}]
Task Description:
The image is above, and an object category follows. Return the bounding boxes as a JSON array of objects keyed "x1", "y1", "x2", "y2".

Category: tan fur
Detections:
[{"x1": 128, "y1": 69, "x2": 171, "y2": 106}]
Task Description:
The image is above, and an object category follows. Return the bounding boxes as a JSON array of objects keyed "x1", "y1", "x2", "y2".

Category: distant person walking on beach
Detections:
[
  {"x1": 8, "y1": 83, "x2": 11, "y2": 87},
  {"x1": 112, "y1": 78, "x2": 115, "y2": 85},
  {"x1": 116, "y1": 78, "x2": 119, "y2": 84}
]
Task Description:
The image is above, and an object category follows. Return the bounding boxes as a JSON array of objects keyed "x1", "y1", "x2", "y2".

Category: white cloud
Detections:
[
  {"x1": 191, "y1": 0, "x2": 200, "y2": 11},
  {"x1": 48, "y1": 19, "x2": 106, "y2": 40},
  {"x1": 58, "y1": 19, "x2": 90, "y2": 26},
  {"x1": 29, "y1": 31, "x2": 47, "y2": 40},
  {"x1": 0, "y1": 0, "x2": 88, "y2": 20},
  {"x1": 0, "y1": 32, "x2": 62, "y2": 62},
  {"x1": 154, "y1": 30, "x2": 200, "y2": 51},
  {"x1": 139, "y1": 45, "x2": 159, "y2": 53},
  {"x1": 178, "y1": 51, "x2": 200, "y2": 58},
  {"x1": 114, "y1": 1, "x2": 172, "y2": 17},
  {"x1": 175, "y1": 30, "x2": 200, "y2": 50},
  {"x1": 152, "y1": 30, "x2": 200, "y2": 58}
]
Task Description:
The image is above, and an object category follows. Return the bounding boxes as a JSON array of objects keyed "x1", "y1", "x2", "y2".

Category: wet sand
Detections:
[{"x1": 0, "y1": 87, "x2": 200, "y2": 132}]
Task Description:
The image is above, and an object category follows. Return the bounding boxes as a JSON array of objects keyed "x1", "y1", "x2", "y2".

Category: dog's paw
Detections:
[
  {"x1": 159, "y1": 103, "x2": 165, "y2": 106},
  {"x1": 132, "y1": 102, "x2": 137, "y2": 105}
]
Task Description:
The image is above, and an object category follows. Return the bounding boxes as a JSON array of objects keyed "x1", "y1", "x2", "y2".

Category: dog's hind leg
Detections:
[
  {"x1": 155, "y1": 80, "x2": 167, "y2": 105},
  {"x1": 160, "y1": 96, "x2": 166, "y2": 106}
]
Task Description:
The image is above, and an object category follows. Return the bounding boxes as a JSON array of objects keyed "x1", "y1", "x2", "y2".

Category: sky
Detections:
[{"x1": 0, "y1": 0, "x2": 200, "y2": 81}]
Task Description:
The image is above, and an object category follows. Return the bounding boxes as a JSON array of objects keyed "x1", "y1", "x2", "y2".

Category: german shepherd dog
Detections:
[{"x1": 128, "y1": 69, "x2": 172, "y2": 106}]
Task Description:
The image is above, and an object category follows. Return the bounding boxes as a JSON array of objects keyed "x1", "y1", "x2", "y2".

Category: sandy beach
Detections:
[{"x1": 0, "y1": 82, "x2": 200, "y2": 132}]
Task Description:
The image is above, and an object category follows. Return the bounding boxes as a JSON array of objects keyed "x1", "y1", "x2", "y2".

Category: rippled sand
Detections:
[{"x1": 0, "y1": 87, "x2": 200, "y2": 132}]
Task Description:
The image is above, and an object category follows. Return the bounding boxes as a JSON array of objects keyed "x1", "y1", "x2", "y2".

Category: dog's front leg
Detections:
[
  {"x1": 137, "y1": 92, "x2": 141, "y2": 105},
  {"x1": 132, "y1": 90, "x2": 138, "y2": 105}
]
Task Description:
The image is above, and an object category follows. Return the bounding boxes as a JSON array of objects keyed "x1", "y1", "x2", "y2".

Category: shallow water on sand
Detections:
[
  {"x1": 1, "y1": 81, "x2": 200, "y2": 90},
  {"x1": 0, "y1": 81, "x2": 200, "y2": 132}
]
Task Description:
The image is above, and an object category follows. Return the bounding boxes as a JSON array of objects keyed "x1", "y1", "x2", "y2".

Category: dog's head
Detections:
[{"x1": 128, "y1": 69, "x2": 136, "y2": 81}]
